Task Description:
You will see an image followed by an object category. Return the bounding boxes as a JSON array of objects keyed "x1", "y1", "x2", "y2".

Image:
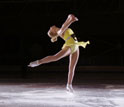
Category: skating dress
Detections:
[{"x1": 62, "y1": 28, "x2": 90, "y2": 54}]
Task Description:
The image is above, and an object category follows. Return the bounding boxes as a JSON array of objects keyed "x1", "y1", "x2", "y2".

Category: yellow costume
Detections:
[{"x1": 62, "y1": 28, "x2": 90, "y2": 54}]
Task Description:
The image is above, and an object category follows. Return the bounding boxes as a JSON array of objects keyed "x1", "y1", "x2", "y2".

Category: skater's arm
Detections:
[{"x1": 57, "y1": 14, "x2": 78, "y2": 36}]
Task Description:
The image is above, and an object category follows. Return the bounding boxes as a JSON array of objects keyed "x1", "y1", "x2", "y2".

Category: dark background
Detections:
[{"x1": 0, "y1": 0, "x2": 124, "y2": 82}]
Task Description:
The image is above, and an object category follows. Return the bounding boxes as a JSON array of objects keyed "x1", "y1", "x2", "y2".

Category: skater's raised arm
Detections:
[
  {"x1": 47, "y1": 14, "x2": 78, "y2": 43},
  {"x1": 57, "y1": 14, "x2": 78, "y2": 37}
]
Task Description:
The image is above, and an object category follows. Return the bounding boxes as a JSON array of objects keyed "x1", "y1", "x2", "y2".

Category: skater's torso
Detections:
[{"x1": 63, "y1": 28, "x2": 78, "y2": 45}]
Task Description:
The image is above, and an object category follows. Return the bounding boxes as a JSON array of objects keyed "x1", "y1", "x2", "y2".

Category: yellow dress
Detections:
[{"x1": 62, "y1": 28, "x2": 90, "y2": 54}]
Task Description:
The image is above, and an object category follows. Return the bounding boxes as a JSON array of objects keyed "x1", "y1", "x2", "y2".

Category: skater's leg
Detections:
[
  {"x1": 28, "y1": 47, "x2": 71, "y2": 67},
  {"x1": 66, "y1": 48, "x2": 79, "y2": 92}
]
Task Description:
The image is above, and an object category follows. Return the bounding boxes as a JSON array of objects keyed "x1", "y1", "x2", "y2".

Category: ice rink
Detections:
[{"x1": 0, "y1": 83, "x2": 124, "y2": 107}]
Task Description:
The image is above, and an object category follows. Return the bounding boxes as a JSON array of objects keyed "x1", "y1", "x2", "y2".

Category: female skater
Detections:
[{"x1": 28, "y1": 14, "x2": 90, "y2": 92}]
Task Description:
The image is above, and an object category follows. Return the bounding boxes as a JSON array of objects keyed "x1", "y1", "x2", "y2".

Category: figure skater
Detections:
[{"x1": 28, "y1": 14, "x2": 90, "y2": 92}]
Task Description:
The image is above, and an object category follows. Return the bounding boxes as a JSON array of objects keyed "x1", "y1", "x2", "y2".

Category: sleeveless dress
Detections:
[{"x1": 62, "y1": 28, "x2": 90, "y2": 54}]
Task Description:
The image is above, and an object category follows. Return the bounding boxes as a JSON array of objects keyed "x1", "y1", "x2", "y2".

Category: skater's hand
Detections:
[{"x1": 68, "y1": 14, "x2": 78, "y2": 22}]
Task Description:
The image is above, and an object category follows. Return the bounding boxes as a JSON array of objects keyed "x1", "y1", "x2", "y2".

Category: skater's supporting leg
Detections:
[{"x1": 66, "y1": 48, "x2": 79, "y2": 92}]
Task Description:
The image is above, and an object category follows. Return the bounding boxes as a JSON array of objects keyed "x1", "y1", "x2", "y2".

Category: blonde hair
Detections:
[{"x1": 48, "y1": 30, "x2": 58, "y2": 43}]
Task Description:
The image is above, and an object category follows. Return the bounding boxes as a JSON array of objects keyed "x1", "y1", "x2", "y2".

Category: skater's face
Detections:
[
  {"x1": 50, "y1": 25, "x2": 58, "y2": 34},
  {"x1": 48, "y1": 25, "x2": 58, "y2": 38}
]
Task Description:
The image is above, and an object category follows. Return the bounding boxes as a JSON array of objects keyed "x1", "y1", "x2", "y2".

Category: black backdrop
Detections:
[{"x1": 0, "y1": 0, "x2": 123, "y2": 67}]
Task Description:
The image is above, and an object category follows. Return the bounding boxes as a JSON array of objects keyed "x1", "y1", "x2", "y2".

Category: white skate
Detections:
[
  {"x1": 28, "y1": 60, "x2": 39, "y2": 67},
  {"x1": 66, "y1": 84, "x2": 74, "y2": 93}
]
